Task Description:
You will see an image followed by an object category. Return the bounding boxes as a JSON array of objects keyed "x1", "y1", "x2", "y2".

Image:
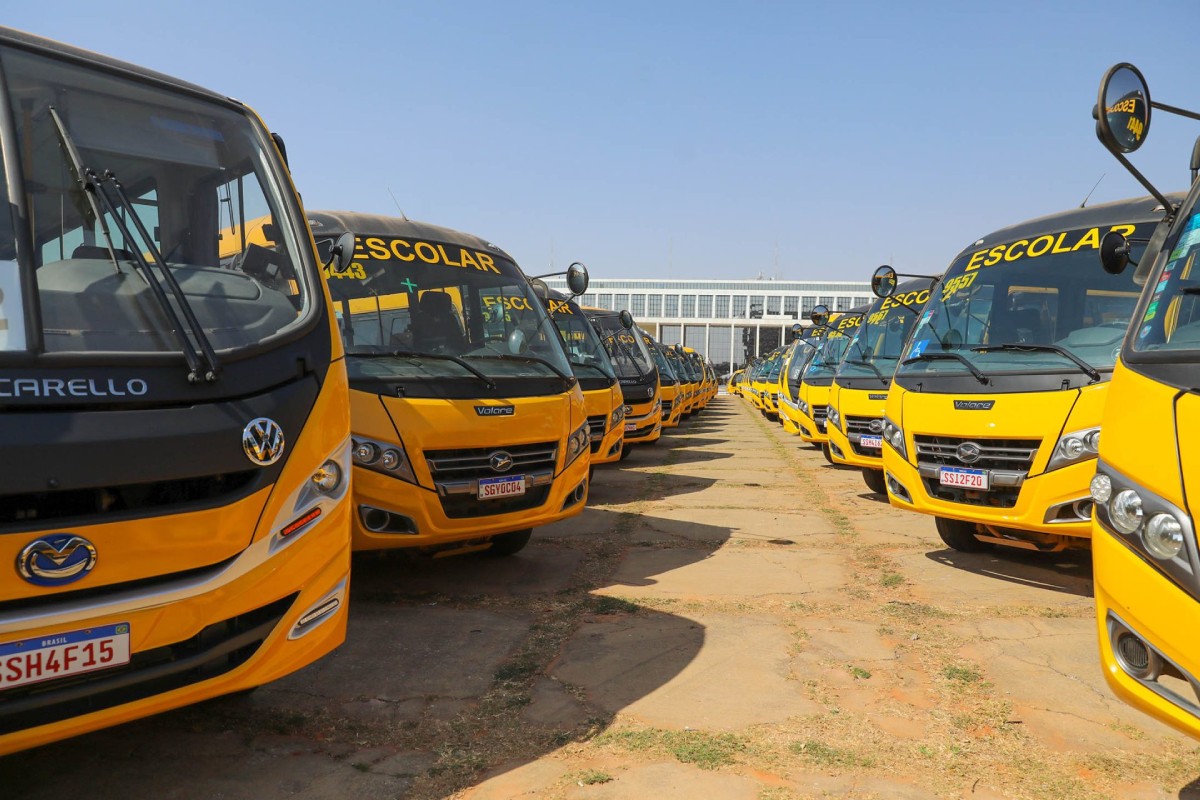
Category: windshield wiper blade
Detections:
[
  {"x1": 901, "y1": 352, "x2": 989, "y2": 384},
  {"x1": 49, "y1": 107, "x2": 218, "y2": 383},
  {"x1": 351, "y1": 349, "x2": 497, "y2": 389},
  {"x1": 467, "y1": 353, "x2": 572, "y2": 382},
  {"x1": 842, "y1": 358, "x2": 889, "y2": 383},
  {"x1": 971, "y1": 343, "x2": 1101, "y2": 382}
]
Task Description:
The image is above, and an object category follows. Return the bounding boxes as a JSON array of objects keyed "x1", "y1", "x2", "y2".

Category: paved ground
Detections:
[{"x1": 3, "y1": 394, "x2": 1200, "y2": 799}]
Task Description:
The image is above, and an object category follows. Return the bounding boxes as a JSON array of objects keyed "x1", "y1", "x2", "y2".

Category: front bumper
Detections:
[
  {"x1": 826, "y1": 422, "x2": 883, "y2": 469},
  {"x1": 882, "y1": 447, "x2": 1095, "y2": 540},
  {"x1": 0, "y1": 501, "x2": 351, "y2": 756}
]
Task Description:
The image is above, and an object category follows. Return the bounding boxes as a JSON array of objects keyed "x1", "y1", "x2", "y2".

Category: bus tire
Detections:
[
  {"x1": 861, "y1": 468, "x2": 887, "y2": 495},
  {"x1": 488, "y1": 529, "x2": 533, "y2": 556},
  {"x1": 822, "y1": 443, "x2": 834, "y2": 464},
  {"x1": 621, "y1": 445, "x2": 633, "y2": 460},
  {"x1": 934, "y1": 517, "x2": 990, "y2": 553}
]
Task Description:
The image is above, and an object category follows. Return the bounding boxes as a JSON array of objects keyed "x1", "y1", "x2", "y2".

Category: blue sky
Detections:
[{"x1": 9, "y1": 1, "x2": 1200, "y2": 281}]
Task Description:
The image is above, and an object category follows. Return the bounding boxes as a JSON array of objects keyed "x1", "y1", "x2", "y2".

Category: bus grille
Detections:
[
  {"x1": 426, "y1": 442, "x2": 558, "y2": 481},
  {"x1": 913, "y1": 435, "x2": 1039, "y2": 472},
  {"x1": 587, "y1": 416, "x2": 607, "y2": 454}
]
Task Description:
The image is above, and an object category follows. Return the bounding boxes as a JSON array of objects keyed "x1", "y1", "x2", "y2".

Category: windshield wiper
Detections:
[
  {"x1": 901, "y1": 352, "x2": 989, "y2": 384},
  {"x1": 349, "y1": 349, "x2": 497, "y2": 389},
  {"x1": 971, "y1": 343, "x2": 1101, "y2": 382},
  {"x1": 467, "y1": 353, "x2": 572, "y2": 382},
  {"x1": 49, "y1": 107, "x2": 220, "y2": 383},
  {"x1": 842, "y1": 358, "x2": 889, "y2": 383}
]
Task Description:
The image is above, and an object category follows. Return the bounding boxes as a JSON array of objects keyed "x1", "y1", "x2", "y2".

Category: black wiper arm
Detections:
[
  {"x1": 351, "y1": 349, "x2": 497, "y2": 390},
  {"x1": 842, "y1": 358, "x2": 888, "y2": 383},
  {"x1": 49, "y1": 107, "x2": 215, "y2": 383},
  {"x1": 467, "y1": 353, "x2": 572, "y2": 382},
  {"x1": 971, "y1": 343, "x2": 1101, "y2": 382},
  {"x1": 901, "y1": 352, "x2": 989, "y2": 384}
]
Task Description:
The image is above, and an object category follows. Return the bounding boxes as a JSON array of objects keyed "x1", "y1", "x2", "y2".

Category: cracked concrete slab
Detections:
[{"x1": 598, "y1": 546, "x2": 846, "y2": 599}]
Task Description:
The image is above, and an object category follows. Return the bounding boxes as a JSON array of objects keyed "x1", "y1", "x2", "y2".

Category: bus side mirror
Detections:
[
  {"x1": 566, "y1": 262, "x2": 590, "y2": 296},
  {"x1": 324, "y1": 231, "x2": 356, "y2": 271},
  {"x1": 871, "y1": 265, "x2": 898, "y2": 298},
  {"x1": 1096, "y1": 63, "x2": 1151, "y2": 154},
  {"x1": 810, "y1": 305, "x2": 829, "y2": 326},
  {"x1": 791, "y1": 323, "x2": 803, "y2": 340},
  {"x1": 1100, "y1": 230, "x2": 1131, "y2": 275},
  {"x1": 619, "y1": 309, "x2": 634, "y2": 329}
]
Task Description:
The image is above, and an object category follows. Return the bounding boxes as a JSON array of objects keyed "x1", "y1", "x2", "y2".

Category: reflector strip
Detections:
[{"x1": 281, "y1": 507, "x2": 322, "y2": 538}]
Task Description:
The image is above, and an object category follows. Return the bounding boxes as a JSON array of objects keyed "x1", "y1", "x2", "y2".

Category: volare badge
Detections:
[
  {"x1": 954, "y1": 400, "x2": 995, "y2": 411},
  {"x1": 475, "y1": 405, "x2": 514, "y2": 417}
]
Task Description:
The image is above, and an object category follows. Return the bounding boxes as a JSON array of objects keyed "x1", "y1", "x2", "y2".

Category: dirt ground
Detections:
[{"x1": 3, "y1": 394, "x2": 1200, "y2": 799}]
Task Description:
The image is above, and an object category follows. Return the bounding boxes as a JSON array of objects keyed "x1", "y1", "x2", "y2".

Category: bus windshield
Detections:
[
  {"x1": 838, "y1": 281, "x2": 933, "y2": 382},
  {"x1": 546, "y1": 298, "x2": 616, "y2": 381},
  {"x1": 897, "y1": 225, "x2": 1147, "y2": 380},
  {"x1": 1129, "y1": 206, "x2": 1200, "y2": 363},
  {"x1": 641, "y1": 333, "x2": 679, "y2": 384},
  {"x1": 324, "y1": 232, "x2": 573, "y2": 384},
  {"x1": 590, "y1": 313, "x2": 656, "y2": 381},
  {"x1": 0, "y1": 44, "x2": 312, "y2": 356},
  {"x1": 803, "y1": 319, "x2": 859, "y2": 382}
]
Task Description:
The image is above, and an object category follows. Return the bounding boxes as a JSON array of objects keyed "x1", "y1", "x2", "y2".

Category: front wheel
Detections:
[
  {"x1": 861, "y1": 468, "x2": 887, "y2": 495},
  {"x1": 934, "y1": 517, "x2": 990, "y2": 553},
  {"x1": 822, "y1": 443, "x2": 834, "y2": 464},
  {"x1": 488, "y1": 529, "x2": 533, "y2": 556}
]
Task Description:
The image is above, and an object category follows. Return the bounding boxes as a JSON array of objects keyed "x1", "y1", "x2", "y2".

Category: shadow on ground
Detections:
[{"x1": 925, "y1": 546, "x2": 1094, "y2": 598}]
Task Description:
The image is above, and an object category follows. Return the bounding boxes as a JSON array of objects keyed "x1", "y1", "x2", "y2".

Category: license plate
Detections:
[
  {"x1": 0, "y1": 623, "x2": 131, "y2": 691},
  {"x1": 478, "y1": 475, "x2": 526, "y2": 500},
  {"x1": 625, "y1": 422, "x2": 636, "y2": 433},
  {"x1": 860, "y1": 435, "x2": 883, "y2": 449},
  {"x1": 939, "y1": 467, "x2": 989, "y2": 490}
]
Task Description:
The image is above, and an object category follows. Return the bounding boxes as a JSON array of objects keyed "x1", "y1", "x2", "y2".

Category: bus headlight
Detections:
[
  {"x1": 611, "y1": 405, "x2": 626, "y2": 426},
  {"x1": 827, "y1": 407, "x2": 841, "y2": 430},
  {"x1": 352, "y1": 435, "x2": 417, "y2": 485},
  {"x1": 798, "y1": 399, "x2": 809, "y2": 415},
  {"x1": 1089, "y1": 473, "x2": 1112, "y2": 504},
  {"x1": 1110, "y1": 489, "x2": 1143, "y2": 535},
  {"x1": 565, "y1": 422, "x2": 590, "y2": 466},
  {"x1": 1144, "y1": 513, "x2": 1185, "y2": 560},
  {"x1": 883, "y1": 417, "x2": 906, "y2": 460},
  {"x1": 311, "y1": 460, "x2": 343, "y2": 494},
  {"x1": 1047, "y1": 426, "x2": 1101, "y2": 471}
]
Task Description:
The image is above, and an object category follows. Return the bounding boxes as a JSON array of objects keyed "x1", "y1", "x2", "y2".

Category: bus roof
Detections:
[
  {"x1": 956, "y1": 193, "x2": 1184, "y2": 258},
  {"x1": 307, "y1": 211, "x2": 516, "y2": 263}
]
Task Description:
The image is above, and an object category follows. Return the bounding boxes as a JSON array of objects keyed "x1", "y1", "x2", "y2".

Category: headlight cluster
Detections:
[
  {"x1": 566, "y1": 421, "x2": 590, "y2": 465},
  {"x1": 352, "y1": 435, "x2": 417, "y2": 484},
  {"x1": 827, "y1": 406, "x2": 842, "y2": 431},
  {"x1": 882, "y1": 417, "x2": 906, "y2": 459},
  {"x1": 611, "y1": 404, "x2": 626, "y2": 426},
  {"x1": 1092, "y1": 465, "x2": 1195, "y2": 588},
  {"x1": 311, "y1": 460, "x2": 344, "y2": 495},
  {"x1": 1047, "y1": 426, "x2": 1101, "y2": 472},
  {"x1": 798, "y1": 399, "x2": 810, "y2": 415}
]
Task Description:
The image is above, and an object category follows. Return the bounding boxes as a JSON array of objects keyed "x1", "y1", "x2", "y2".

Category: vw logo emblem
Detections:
[
  {"x1": 17, "y1": 534, "x2": 98, "y2": 586},
  {"x1": 243, "y1": 417, "x2": 286, "y2": 466},
  {"x1": 489, "y1": 451, "x2": 514, "y2": 473},
  {"x1": 868, "y1": 419, "x2": 884, "y2": 434},
  {"x1": 956, "y1": 442, "x2": 983, "y2": 464}
]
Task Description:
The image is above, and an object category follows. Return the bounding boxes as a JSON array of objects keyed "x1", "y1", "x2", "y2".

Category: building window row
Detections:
[{"x1": 577, "y1": 291, "x2": 872, "y2": 319}]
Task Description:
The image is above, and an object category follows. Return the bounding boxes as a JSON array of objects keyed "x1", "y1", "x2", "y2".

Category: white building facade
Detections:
[{"x1": 542, "y1": 277, "x2": 874, "y2": 376}]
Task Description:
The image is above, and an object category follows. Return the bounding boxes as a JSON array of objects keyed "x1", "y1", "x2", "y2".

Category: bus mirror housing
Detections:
[
  {"x1": 619, "y1": 309, "x2": 634, "y2": 329},
  {"x1": 324, "y1": 231, "x2": 356, "y2": 271},
  {"x1": 673, "y1": 343, "x2": 684, "y2": 354},
  {"x1": 871, "y1": 265, "x2": 898, "y2": 298},
  {"x1": 791, "y1": 323, "x2": 803, "y2": 340},
  {"x1": 810, "y1": 305, "x2": 830, "y2": 327},
  {"x1": 566, "y1": 262, "x2": 590, "y2": 296},
  {"x1": 1096, "y1": 63, "x2": 1151, "y2": 154},
  {"x1": 1100, "y1": 230, "x2": 1132, "y2": 275}
]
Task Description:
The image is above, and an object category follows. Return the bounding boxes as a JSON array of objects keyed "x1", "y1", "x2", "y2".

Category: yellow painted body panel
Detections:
[
  {"x1": 623, "y1": 382, "x2": 663, "y2": 444},
  {"x1": 796, "y1": 381, "x2": 832, "y2": 444},
  {"x1": 882, "y1": 381, "x2": 1107, "y2": 538},
  {"x1": 660, "y1": 381, "x2": 683, "y2": 428},
  {"x1": 349, "y1": 385, "x2": 589, "y2": 550},
  {"x1": 587, "y1": 384, "x2": 625, "y2": 464}
]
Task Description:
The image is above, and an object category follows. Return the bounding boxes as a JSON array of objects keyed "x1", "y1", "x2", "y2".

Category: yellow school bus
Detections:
[
  {"x1": 667, "y1": 344, "x2": 699, "y2": 417},
  {"x1": 795, "y1": 307, "x2": 870, "y2": 460},
  {"x1": 587, "y1": 309, "x2": 662, "y2": 453},
  {"x1": 0, "y1": 28, "x2": 352, "y2": 754},
  {"x1": 727, "y1": 368, "x2": 743, "y2": 396},
  {"x1": 539, "y1": 289, "x2": 625, "y2": 467},
  {"x1": 1087, "y1": 63, "x2": 1200, "y2": 739},
  {"x1": 777, "y1": 326, "x2": 822, "y2": 435},
  {"x1": 880, "y1": 195, "x2": 1167, "y2": 553},
  {"x1": 312, "y1": 212, "x2": 591, "y2": 556},
  {"x1": 751, "y1": 348, "x2": 784, "y2": 418},
  {"x1": 641, "y1": 331, "x2": 684, "y2": 428},
  {"x1": 827, "y1": 277, "x2": 935, "y2": 493}
]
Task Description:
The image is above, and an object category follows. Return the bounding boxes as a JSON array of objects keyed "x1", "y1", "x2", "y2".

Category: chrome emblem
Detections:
[
  {"x1": 489, "y1": 451, "x2": 514, "y2": 473},
  {"x1": 17, "y1": 535, "x2": 98, "y2": 586},
  {"x1": 956, "y1": 442, "x2": 983, "y2": 464},
  {"x1": 243, "y1": 417, "x2": 286, "y2": 466},
  {"x1": 868, "y1": 419, "x2": 884, "y2": 434}
]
